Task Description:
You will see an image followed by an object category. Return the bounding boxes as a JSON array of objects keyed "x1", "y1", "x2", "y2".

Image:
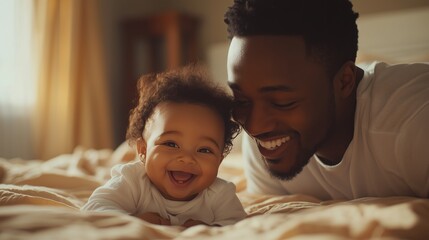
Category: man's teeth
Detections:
[{"x1": 258, "y1": 136, "x2": 290, "y2": 150}]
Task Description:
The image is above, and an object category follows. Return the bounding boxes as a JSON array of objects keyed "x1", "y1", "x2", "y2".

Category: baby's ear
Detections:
[{"x1": 136, "y1": 138, "x2": 147, "y2": 155}]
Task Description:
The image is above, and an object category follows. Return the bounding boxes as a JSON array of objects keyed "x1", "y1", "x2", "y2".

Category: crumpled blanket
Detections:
[{"x1": 1, "y1": 142, "x2": 428, "y2": 239}]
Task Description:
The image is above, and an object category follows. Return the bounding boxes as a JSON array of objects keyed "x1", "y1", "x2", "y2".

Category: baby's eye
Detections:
[
  {"x1": 198, "y1": 148, "x2": 213, "y2": 154},
  {"x1": 163, "y1": 141, "x2": 179, "y2": 148}
]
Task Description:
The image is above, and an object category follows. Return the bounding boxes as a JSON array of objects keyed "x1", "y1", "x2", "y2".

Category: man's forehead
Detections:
[{"x1": 227, "y1": 36, "x2": 307, "y2": 71}]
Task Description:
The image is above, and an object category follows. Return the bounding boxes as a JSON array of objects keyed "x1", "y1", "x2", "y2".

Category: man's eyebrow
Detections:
[
  {"x1": 228, "y1": 82, "x2": 293, "y2": 93},
  {"x1": 259, "y1": 85, "x2": 293, "y2": 93}
]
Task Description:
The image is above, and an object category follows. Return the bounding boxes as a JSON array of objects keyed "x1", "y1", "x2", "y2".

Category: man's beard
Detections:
[{"x1": 263, "y1": 149, "x2": 314, "y2": 181}]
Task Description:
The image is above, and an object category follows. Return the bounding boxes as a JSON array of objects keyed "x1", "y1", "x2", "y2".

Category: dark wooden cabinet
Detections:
[
  {"x1": 118, "y1": 11, "x2": 199, "y2": 141},
  {"x1": 121, "y1": 11, "x2": 199, "y2": 113}
]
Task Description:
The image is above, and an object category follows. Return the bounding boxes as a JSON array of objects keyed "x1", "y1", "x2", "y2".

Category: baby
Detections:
[{"x1": 81, "y1": 66, "x2": 247, "y2": 227}]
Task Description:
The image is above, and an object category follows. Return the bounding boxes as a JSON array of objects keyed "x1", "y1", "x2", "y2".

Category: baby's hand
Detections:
[
  {"x1": 182, "y1": 219, "x2": 209, "y2": 228},
  {"x1": 137, "y1": 212, "x2": 171, "y2": 225}
]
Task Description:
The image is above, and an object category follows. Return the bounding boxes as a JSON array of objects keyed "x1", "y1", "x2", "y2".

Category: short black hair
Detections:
[
  {"x1": 224, "y1": 0, "x2": 359, "y2": 77},
  {"x1": 126, "y1": 65, "x2": 240, "y2": 157}
]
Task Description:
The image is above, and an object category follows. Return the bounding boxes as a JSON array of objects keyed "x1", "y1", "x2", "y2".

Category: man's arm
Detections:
[{"x1": 397, "y1": 105, "x2": 429, "y2": 198}]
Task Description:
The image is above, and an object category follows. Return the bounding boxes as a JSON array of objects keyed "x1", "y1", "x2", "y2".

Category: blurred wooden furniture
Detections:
[{"x1": 120, "y1": 11, "x2": 199, "y2": 133}]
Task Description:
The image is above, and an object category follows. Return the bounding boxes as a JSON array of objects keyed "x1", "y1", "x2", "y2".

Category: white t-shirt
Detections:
[
  {"x1": 82, "y1": 161, "x2": 247, "y2": 226},
  {"x1": 243, "y1": 62, "x2": 429, "y2": 200}
]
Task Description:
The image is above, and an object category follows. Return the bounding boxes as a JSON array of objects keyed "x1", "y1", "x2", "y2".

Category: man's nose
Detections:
[{"x1": 243, "y1": 104, "x2": 274, "y2": 136}]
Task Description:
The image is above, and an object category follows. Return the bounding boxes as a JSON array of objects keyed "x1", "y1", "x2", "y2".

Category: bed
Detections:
[{"x1": 1, "y1": 142, "x2": 428, "y2": 239}]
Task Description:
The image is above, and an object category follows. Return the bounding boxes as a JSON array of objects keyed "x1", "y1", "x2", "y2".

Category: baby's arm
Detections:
[
  {"x1": 182, "y1": 219, "x2": 213, "y2": 228},
  {"x1": 179, "y1": 181, "x2": 247, "y2": 228},
  {"x1": 81, "y1": 163, "x2": 141, "y2": 213},
  {"x1": 137, "y1": 212, "x2": 171, "y2": 225},
  {"x1": 211, "y1": 182, "x2": 247, "y2": 226}
]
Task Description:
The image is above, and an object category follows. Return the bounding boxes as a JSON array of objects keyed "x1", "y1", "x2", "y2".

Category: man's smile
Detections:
[
  {"x1": 254, "y1": 133, "x2": 300, "y2": 166},
  {"x1": 256, "y1": 136, "x2": 291, "y2": 150}
]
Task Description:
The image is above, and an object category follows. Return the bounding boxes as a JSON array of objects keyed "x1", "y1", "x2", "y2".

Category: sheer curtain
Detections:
[
  {"x1": 0, "y1": 0, "x2": 37, "y2": 159},
  {"x1": 0, "y1": 0, "x2": 113, "y2": 160},
  {"x1": 33, "y1": 0, "x2": 113, "y2": 160}
]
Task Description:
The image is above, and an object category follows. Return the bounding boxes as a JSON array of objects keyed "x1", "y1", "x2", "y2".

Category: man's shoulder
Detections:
[
  {"x1": 357, "y1": 61, "x2": 429, "y2": 131},
  {"x1": 361, "y1": 61, "x2": 429, "y2": 71},
  {"x1": 365, "y1": 61, "x2": 429, "y2": 82},
  {"x1": 359, "y1": 61, "x2": 429, "y2": 85}
]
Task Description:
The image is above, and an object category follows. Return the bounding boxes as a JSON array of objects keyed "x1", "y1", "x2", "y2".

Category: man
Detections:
[{"x1": 224, "y1": 0, "x2": 429, "y2": 200}]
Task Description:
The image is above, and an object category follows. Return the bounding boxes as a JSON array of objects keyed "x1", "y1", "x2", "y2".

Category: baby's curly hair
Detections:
[
  {"x1": 224, "y1": 0, "x2": 359, "y2": 78},
  {"x1": 126, "y1": 65, "x2": 240, "y2": 157}
]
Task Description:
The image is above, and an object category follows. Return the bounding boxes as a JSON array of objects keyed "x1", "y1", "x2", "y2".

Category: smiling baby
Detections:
[{"x1": 81, "y1": 65, "x2": 246, "y2": 227}]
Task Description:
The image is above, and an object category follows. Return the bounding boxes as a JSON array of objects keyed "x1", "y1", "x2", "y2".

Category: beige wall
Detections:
[
  {"x1": 163, "y1": 0, "x2": 233, "y2": 59},
  {"x1": 353, "y1": 0, "x2": 429, "y2": 15}
]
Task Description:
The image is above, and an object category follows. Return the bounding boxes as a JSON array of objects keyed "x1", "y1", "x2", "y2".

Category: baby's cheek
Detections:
[{"x1": 202, "y1": 162, "x2": 220, "y2": 180}]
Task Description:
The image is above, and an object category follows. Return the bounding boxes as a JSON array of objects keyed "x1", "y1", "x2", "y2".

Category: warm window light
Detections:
[
  {"x1": 0, "y1": 0, "x2": 36, "y2": 111},
  {"x1": 0, "y1": 0, "x2": 36, "y2": 159}
]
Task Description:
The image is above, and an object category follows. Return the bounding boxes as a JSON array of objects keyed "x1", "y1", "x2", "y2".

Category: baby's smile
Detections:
[{"x1": 168, "y1": 171, "x2": 196, "y2": 185}]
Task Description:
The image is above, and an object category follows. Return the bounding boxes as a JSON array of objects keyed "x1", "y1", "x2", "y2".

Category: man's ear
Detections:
[
  {"x1": 136, "y1": 138, "x2": 147, "y2": 155},
  {"x1": 333, "y1": 61, "x2": 357, "y2": 98}
]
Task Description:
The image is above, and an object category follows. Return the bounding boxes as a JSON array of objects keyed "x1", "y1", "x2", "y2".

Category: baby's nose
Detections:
[{"x1": 177, "y1": 153, "x2": 196, "y2": 165}]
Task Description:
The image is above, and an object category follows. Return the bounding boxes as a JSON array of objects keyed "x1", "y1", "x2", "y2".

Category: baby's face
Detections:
[{"x1": 142, "y1": 102, "x2": 225, "y2": 201}]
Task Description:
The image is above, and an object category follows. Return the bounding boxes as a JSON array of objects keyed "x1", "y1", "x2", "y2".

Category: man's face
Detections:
[{"x1": 227, "y1": 36, "x2": 336, "y2": 180}]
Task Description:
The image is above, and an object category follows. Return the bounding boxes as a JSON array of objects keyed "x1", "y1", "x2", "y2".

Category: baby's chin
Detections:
[{"x1": 163, "y1": 192, "x2": 199, "y2": 201}]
